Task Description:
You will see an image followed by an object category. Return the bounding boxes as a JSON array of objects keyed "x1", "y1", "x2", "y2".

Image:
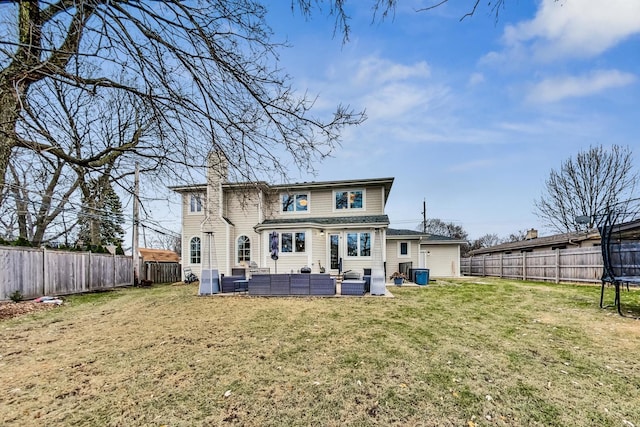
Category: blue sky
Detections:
[
  {"x1": 145, "y1": 0, "x2": 639, "y2": 244},
  {"x1": 250, "y1": 0, "x2": 640, "y2": 239}
]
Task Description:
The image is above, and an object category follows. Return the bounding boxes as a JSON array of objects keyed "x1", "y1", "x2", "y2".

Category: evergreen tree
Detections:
[{"x1": 78, "y1": 179, "x2": 125, "y2": 249}]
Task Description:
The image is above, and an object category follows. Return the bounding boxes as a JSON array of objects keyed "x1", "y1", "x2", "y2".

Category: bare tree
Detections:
[
  {"x1": 0, "y1": 0, "x2": 520, "y2": 198},
  {"x1": 144, "y1": 228, "x2": 181, "y2": 254},
  {"x1": 0, "y1": 0, "x2": 518, "y2": 243},
  {"x1": 534, "y1": 145, "x2": 638, "y2": 233},
  {"x1": 0, "y1": 68, "x2": 163, "y2": 245},
  {"x1": 501, "y1": 229, "x2": 528, "y2": 243},
  {"x1": 4, "y1": 152, "x2": 81, "y2": 245},
  {"x1": 468, "y1": 233, "x2": 501, "y2": 251},
  {"x1": 418, "y1": 218, "x2": 468, "y2": 240},
  {"x1": 0, "y1": 1, "x2": 370, "y2": 205}
]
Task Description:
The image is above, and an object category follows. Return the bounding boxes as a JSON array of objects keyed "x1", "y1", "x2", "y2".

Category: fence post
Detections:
[
  {"x1": 500, "y1": 253, "x2": 503, "y2": 278},
  {"x1": 522, "y1": 252, "x2": 527, "y2": 280},
  {"x1": 555, "y1": 249, "x2": 560, "y2": 283},
  {"x1": 482, "y1": 255, "x2": 486, "y2": 276},
  {"x1": 42, "y1": 246, "x2": 47, "y2": 296}
]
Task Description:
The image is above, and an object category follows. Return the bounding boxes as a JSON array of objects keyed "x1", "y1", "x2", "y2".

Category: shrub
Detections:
[
  {"x1": 12, "y1": 237, "x2": 32, "y2": 247},
  {"x1": 8, "y1": 290, "x2": 23, "y2": 303}
]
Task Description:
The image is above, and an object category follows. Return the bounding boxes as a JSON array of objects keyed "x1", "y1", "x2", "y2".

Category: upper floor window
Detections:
[
  {"x1": 281, "y1": 232, "x2": 306, "y2": 253},
  {"x1": 346, "y1": 232, "x2": 371, "y2": 257},
  {"x1": 335, "y1": 190, "x2": 364, "y2": 210},
  {"x1": 282, "y1": 193, "x2": 309, "y2": 213},
  {"x1": 190, "y1": 237, "x2": 201, "y2": 264},
  {"x1": 237, "y1": 235, "x2": 251, "y2": 263},
  {"x1": 189, "y1": 194, "x2": 203, "y2": 213}
]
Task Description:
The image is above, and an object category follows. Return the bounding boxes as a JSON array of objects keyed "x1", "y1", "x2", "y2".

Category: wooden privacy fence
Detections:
[
  {"x1": 0, "y1": 245, "x2": 133, "y2": 301},
  {"x1": 461, "y1": 246, "x2": 604, "y2": 284},
  {"x1": 143, "y1": 262, "x2": 181, "y2": 284}
]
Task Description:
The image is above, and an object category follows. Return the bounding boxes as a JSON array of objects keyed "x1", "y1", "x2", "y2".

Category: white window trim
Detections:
[
  {"x1": 332, "y1": 189, "x2": 366, "y2": 212},
  {"x1": 280, "y1": 192, "x2": 310, "y2": 214},
  {"x1": 279, "y1": 231, "x2": 307, "y2": 254},
  {"x1": 345, "y1": 231, "x2": 372, "y2": 258},
  {"x1": 188, "y1": 193, "x2": 204, "y2": 215},
  {"x1": 189, "y1": 236, "x2": 202, "y2": 264},
  {"x1": 237, "y1": 235, "x2": 251, "y2": 263},
  {"x1": 398, "y1": 241, "x2": 411, "y2": 258}
]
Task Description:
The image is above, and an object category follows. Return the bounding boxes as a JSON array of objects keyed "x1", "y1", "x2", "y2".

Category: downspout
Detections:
[
  {"x1": 226, "y1": 220, "x2": 231, "y2": 275},
  {"x1": 258, "y1": 188, "x2": 264, "y2": 264}
]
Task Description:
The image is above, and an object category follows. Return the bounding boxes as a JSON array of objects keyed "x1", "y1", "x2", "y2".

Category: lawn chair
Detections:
[{"x1": 184, "y1": 268, "x2": 198, "y2": 284}]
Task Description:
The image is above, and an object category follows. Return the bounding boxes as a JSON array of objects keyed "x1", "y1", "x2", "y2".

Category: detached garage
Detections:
[{"x1": 386, "y1": 229, "x2": 464, "y2": 279}]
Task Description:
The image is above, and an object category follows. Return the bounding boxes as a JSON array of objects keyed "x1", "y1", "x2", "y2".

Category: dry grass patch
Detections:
[{"x1": 1, "y1": 279, "x2": 639, "y2": 426}]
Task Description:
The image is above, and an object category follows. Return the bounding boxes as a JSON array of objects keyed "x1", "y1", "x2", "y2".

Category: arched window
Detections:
[
  {"x1": 237, "y1": 235, "x2": 250, "y2": 263},
  {"x1": 190, "y1": 237, "x2": 201, "y2": 264}
]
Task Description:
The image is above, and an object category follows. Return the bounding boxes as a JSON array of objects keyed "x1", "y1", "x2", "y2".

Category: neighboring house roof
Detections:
[
  {"x1": 386, "y1": 228, "x2": 466, "y2": 244},
  {"x1": 468, "y1": 229, "x2": 601, "y2": 256},
  {"x1": 139, "y1": 248, "x2": 180, "y2": 263},
  {"x1": 255, "y1": 215, "x2": 390, "y2": 231}
]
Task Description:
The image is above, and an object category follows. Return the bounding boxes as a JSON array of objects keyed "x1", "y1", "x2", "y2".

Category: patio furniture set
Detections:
[{"x1": 215, "y1": 268, "x2": 379, "y2": 296}]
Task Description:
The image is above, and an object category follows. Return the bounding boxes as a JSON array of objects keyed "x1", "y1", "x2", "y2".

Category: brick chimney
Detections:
[{"x1": 525, "y1": 228, "x2": 538, "y2": 240}]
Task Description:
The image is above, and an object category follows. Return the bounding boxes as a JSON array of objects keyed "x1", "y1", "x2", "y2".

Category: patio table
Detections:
[{"x1": 233, "y1": 279, "x2": 249, "y2": 294}]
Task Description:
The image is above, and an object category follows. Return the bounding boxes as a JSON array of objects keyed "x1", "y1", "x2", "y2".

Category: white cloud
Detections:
[
  {"x1": 503, "y1": 0, "x2": 640, "y2": 61},
  {"x1": 313, "y1": 54, "x2": 445, "y2": 128},
  {"x1": 351, "y1": 56, "x2": 431, "y2": 86},
  {"x1": 361, "y1": 82, "x2": 450, "y2": 120},
  {"x1": 468, "y1": 72, "x2": 485, "y2": 86},
  {"x1": 526, "y1": 69, "x2": 636, "y2": 103}
]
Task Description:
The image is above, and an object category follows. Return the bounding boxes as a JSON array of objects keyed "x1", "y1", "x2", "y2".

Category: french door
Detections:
[{"x1": 329, "y1": 233, "x2": 340, "y2": 271}]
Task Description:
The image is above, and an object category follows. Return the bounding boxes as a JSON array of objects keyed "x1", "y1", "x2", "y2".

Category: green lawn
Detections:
[{"x1": 1, "y1": 278, "x2": 639, "y2": 426}]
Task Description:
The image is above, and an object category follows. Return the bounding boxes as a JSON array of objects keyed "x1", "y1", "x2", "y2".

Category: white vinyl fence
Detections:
[
  {"x1": 0, "y1": 245, "x2": 133, "y2": 301},
  {"x1": 461, "y1": 246, "x2": 604, "y2": 284}
]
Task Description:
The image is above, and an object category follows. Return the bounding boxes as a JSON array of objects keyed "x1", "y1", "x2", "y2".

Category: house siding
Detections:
[
  {"x1": 224, "y1": 189, "x2": 262, "y2": 270},
  {"x1": 270, "y1": 186, "x2": 385, "y2": 219},
  {"x1": 386, "y1": 240, "x2": 420, "y2": 276},
  {"x1": 260, "y1": 227, "x2": 312, "y2": 274},
  {"x1": 181, "y1": 191, "x2": 207, "y2": 279},
  {"x1": 338, "y1": 229, "x2": 382, "y2": 275},
  {"x1": 424, "y1": 245, "x2": 460, "y2": 277},
  {"x1": 172, "y1": 171, "x2": 406, "y2": 280}
]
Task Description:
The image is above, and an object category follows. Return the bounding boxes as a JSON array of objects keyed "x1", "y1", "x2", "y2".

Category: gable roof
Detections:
[{"x1": 139, "y1": 248, "x2": 180, "y2": 263}]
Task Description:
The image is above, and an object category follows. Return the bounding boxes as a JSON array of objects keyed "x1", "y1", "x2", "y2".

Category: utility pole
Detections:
[
  {"x1": 132, "y1": 163, "x2": 140, "y2": 286},
  {"x1": 422, "y1": 199, "x2": 427, "y2": 233}
]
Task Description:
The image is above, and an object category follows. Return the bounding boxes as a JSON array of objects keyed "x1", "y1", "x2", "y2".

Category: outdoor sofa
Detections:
[{"x1": 248, "y1": 273, "x2": 336, "y2": 296}]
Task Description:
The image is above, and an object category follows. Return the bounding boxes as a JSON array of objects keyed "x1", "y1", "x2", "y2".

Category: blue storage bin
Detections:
[{"x1": 415, "y1": 269, "x2": 429, "y2": 285}]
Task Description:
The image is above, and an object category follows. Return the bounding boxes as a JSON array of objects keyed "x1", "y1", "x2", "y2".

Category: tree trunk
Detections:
[{"x1": 0, "y1": 87, "x2": 20, "y2": 211}]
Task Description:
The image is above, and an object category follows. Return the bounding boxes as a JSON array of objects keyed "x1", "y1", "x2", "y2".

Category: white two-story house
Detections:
[{"x1": 171, "y1": 152, "x2": 462, "y2": 280}]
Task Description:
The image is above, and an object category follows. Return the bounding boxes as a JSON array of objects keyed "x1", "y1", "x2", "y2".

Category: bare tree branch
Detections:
[{"x1": 534, "y1": 145, "x2": 639, "y2": 233}]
